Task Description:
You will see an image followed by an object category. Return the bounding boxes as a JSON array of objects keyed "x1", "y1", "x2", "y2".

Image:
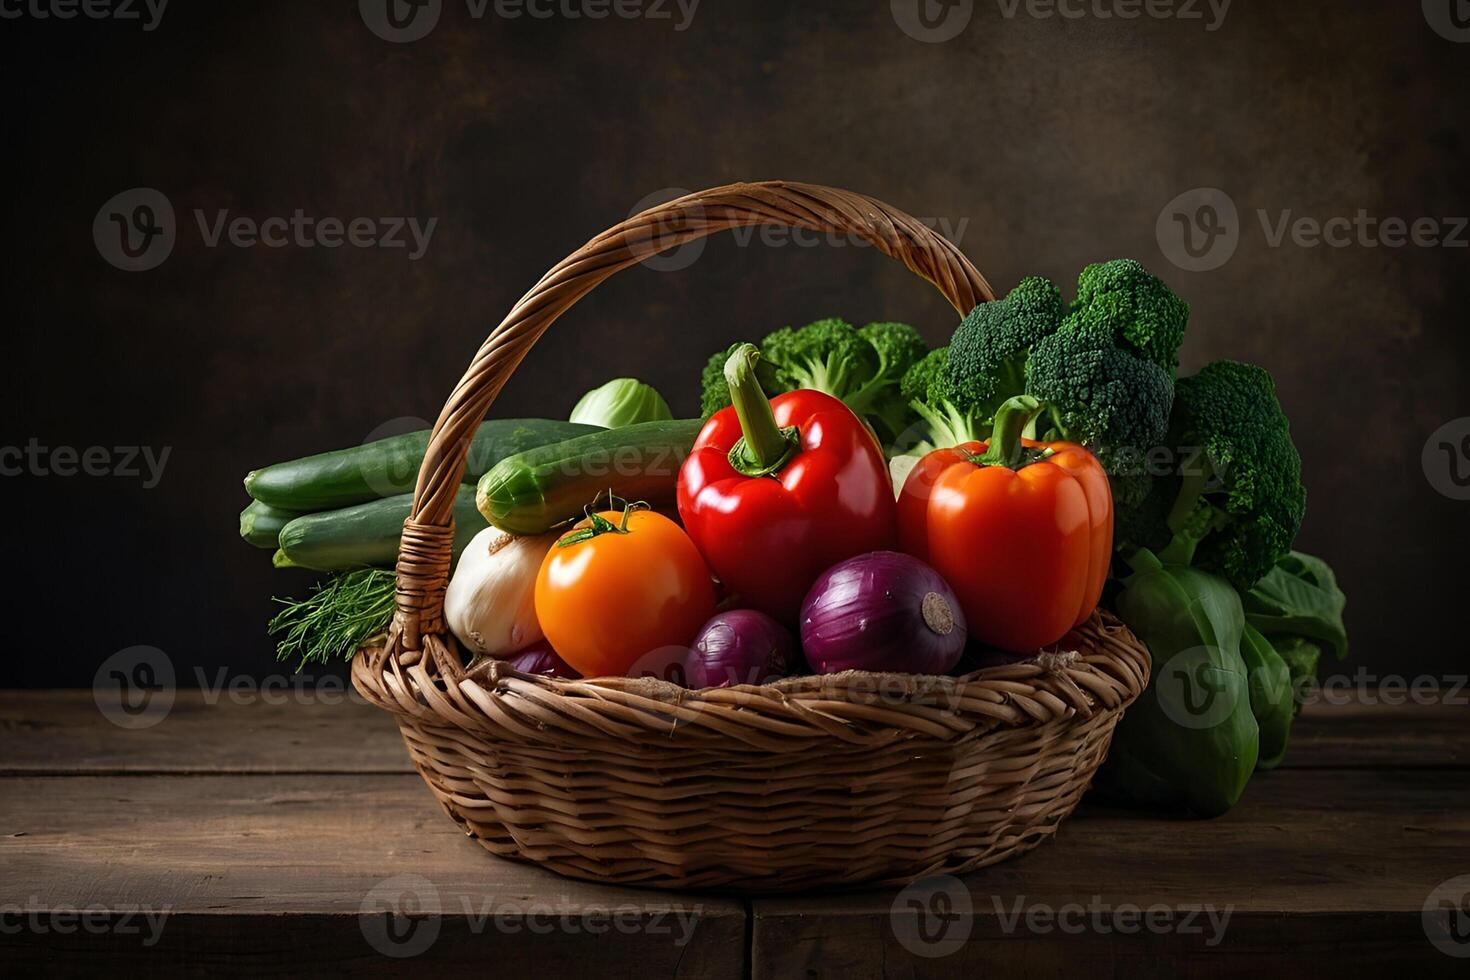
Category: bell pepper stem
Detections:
[
  {"x1": 976, "y1": 395, "x2": 1047, "y2": 469},
  {"x1": 725, "y1": 343, "x2": 800, "y2": 477}
]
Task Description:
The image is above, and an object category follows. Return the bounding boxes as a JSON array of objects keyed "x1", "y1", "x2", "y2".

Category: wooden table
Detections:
[{"x1": 2, "y1": 689, "x2": 1466, "y2": 978}]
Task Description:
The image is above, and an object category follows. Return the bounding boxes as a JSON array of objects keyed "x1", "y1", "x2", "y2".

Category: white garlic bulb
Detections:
[{"x1": 444, "y1": 528, "x2": 556, "y2": 657}]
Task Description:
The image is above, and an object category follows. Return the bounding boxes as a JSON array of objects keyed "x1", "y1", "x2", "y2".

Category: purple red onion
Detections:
[
  {"x1": 505, "y1": 640, "x2": 580, "y2": 679},
  {"x1": 685, "y1": 609, "x2": 796, "y2": 688},
  {"x1": 799, "y1": 551, "x2": 967, "y2": 675}
]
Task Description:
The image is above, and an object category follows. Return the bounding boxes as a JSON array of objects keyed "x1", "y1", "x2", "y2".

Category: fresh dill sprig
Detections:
[{"x1": 269, "y1": 569, "x2": 397, "y2": 669}]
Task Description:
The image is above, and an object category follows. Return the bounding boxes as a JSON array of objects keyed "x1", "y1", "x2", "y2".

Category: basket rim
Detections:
[{"x1": 351, "y1": 610, "x2": 1150, "y2": 746}]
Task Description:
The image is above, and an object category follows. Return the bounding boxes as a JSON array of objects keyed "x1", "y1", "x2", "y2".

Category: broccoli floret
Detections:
[
  {"x1": 853, "y1": 321, "x2": 928, "y2": 439},
  {"x1": 1027, "y1": 324, "x2": 1175, "y2": 521},
  {"x1": 1069, "y1": 259, "x2": 1190, "y2": 377},
  {"x1": 699, "y1": 319, "x2": 929, "y2": 440},
  {"x1": 855, "y1": 321, "x2": 928, "y2": 402},
  {"x1": 760, "y1": 318, "x2": 877, "y2": 398},
  {"x1": 1153, "y1": 360, "x2": 1306, "y2": 589},
  {"x1": 700, "y1": 348, "x2": 735, "y2": 419},
  {"x1": 944, "y1": 277, "x2": 1065, "y2": 419},
  {"x1": 901, "y1": 347, "x2": 992, "y2": 450}
]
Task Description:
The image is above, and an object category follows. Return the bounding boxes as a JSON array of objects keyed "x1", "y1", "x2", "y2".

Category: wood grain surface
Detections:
[{"x1": 2, "y1": 690, "x2": 1466, "y2": 978}]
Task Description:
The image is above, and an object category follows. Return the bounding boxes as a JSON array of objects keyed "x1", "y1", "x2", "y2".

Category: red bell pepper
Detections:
[
  {"x1": 677, "y1": 344, "x2": 897, "y2": 622},
  {"x1": 897, "y1": 395, "x2": 1113, "y2": 653}
]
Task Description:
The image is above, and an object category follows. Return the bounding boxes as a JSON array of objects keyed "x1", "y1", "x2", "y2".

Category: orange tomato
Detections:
[{"x1": 534, "y1": 509, "x2": 716, "y2": 678}]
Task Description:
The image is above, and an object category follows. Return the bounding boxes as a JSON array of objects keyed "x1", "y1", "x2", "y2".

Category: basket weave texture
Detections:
[{"x1": 352, "y1": 181, "x2": 1151, "y2": 892}]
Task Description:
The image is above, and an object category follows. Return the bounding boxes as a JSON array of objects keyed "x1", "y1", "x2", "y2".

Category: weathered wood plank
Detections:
[
  {"x1": 0, "y1": 774, "x2": 744, "y2": 979},
  {"x1": 3, "y1": 689, "x2": 1464, "y2": 775},
  {"x1": 750, "y1": 768, "x2": 1470, "y2": 978},
  {"x1": 0, "y1": 690, "x2": 412, "y2": 774},
  {"x1": 1279, "y1": 693, "x2": 1469, "y2": 769}
]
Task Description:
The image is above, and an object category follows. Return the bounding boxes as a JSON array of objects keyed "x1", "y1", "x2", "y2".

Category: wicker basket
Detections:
[{"x1": 351, "y1": 181, "x2": 1151, "y2": 893}]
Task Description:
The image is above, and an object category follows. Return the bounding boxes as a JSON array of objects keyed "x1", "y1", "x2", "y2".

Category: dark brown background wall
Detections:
[{"x1": 3, "y1": 1, "x2": 1466, "y2": 685}]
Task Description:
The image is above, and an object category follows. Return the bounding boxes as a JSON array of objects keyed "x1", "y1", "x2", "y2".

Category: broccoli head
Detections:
[
  {"x1": 944, "y1": 276, "x2": 1065, "y2": 419},
  {"x1": 1026, "y1": 322, "x2": 1175, "y2": 520},
  {"x1": 759, "y1": 318, "x2": 877, "y2": 399},
  {"x1": 1068, "y1": 259, "x2": 1190, "y2": 376},
  {"x1": 698, "y1": 319, "x2": 929, "y2": 442},
  {"x1": 1153, "y1": 360, "x2": 1306, "y2": 589}
]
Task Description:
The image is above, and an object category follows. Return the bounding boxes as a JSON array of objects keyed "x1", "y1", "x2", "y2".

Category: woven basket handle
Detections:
[{"x1": 393, "y1": 180, "x2": 995, "y2": 648}]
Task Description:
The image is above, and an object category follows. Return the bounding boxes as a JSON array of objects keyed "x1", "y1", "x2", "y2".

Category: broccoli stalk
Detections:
[{"x1": 899, "y1": 348, "x2": 986, "y2": 452}]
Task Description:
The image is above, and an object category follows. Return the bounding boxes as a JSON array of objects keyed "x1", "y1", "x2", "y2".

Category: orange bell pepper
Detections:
[{"x1": 897, "y1": 395, "x2": 1113, "y2": 653}]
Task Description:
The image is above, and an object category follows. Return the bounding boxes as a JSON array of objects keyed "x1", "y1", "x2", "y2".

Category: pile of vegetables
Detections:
[{"x1": 242, "y1": 257, "x2": 1345, "y2": 820}]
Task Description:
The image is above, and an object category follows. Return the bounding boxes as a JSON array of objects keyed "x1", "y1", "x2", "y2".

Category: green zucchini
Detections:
[
  {"x1": 276, "y1": 485, "x2": 488, "y2": 572},
  {"x1": 476, "y1": 418, "x2": 703, "y2": 535},
  {"x1": 240, "y1": 501, "x2": 303, "y2": 549},
  {"x1": 244, "y1": 419, "x2": 599, "y2": 511}
]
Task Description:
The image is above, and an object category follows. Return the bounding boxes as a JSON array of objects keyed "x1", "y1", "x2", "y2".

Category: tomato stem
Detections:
[
  {"x1": 556, "y1": 493, "x2": 647, "y2": 548},
  {"x1": 724, "y1": 343, "x2": 801, "y2": 478}
]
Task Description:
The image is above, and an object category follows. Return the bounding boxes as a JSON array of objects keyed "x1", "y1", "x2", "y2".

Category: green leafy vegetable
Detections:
[
  {"x1": 1096, "y1": 549, "x2": 1259, "y2": 817},
  {"x1": 1243, "y1": 550, "x2": 1348, "y2": 713},
  {"x1": 1240, "y1": 623, "x2": 1294, "y2": 769},
  {"x1": 569, "y1": 378, "x2": 673, "y2": 429}
]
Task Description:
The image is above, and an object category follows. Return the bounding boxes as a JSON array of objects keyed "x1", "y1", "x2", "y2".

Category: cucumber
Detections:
[
  {"x1": 240, "y1": 501, "x2": 303, "y2": 549},
  {"x1": 244, "y1": 419, "x2": 599, "y2": 511},
  {"x1": 276, "y1": 485, "x2": 488, "y2": 572},
  {"x1": 476, "y1": 418, "x2": 703, "y2": 535}
]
